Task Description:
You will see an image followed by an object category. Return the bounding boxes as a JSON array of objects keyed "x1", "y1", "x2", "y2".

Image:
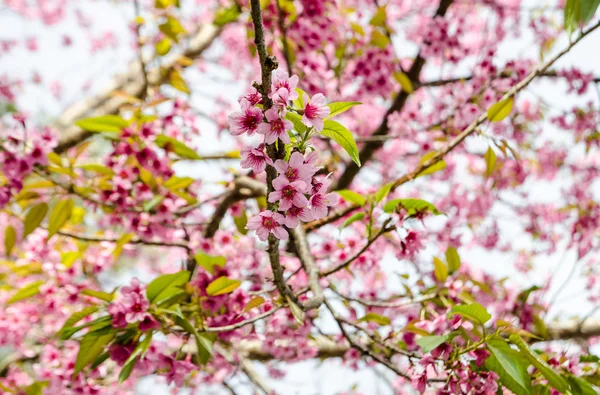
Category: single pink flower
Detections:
[
  {"x1": 246, "y1": 210, "x2": 289, "y2": 241},
  {"x1": 301, "y1": 93, "x2": 330, "y2": 132},
  {"x1": 241, "y1": 144, "x2": 273, "y2": 173},
  {"x1": 274, "y1": 151, "x2": 316, "y2": 183},
  {"x1": 282, "y1": 205, "x2": 314, "y2": 228},
  {"x1": 308, "y1": 177, "x2": 336, "y2": 219},
  {"x1": 228, "y1": 99, "x2": 263, "y2": 136},
  {"x1": 270, "y1": 70, "x2": 299, "y2": 101},
  {"x1": 269, "y1": 177, "x2": 309, "y2": 211},
  {"x1": 257, "y1": 108, "x2": 293, "y2": 144},
  {"x1": 122, "y1": 293, "x2": 150, "y2": 323}
]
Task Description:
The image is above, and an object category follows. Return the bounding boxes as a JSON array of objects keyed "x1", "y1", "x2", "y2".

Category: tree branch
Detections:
[
  {"x1": 53, "y1": 24, "x2": 221, "y2": 154},
  {"x1": 332, "y1": 0, "x2": 455, "y2": 190}
]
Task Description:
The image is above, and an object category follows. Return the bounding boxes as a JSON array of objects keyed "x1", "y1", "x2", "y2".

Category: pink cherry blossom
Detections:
[
  {"x1": 308, "y1": 177, "x2": 336, "y2": 219},
  {"x1": 274, "y1": 151, "x2": 316, "y2": 183},
  {"x1": 246, "y1": 210, "x2": 288, "y2": 241},
  {"x1": 269, "y1": 177, "x2": 309, "y2": 211},
  {"x1": 241, "y1": 144, "x2": 273, "y2": 173},
  {"x1": 227, "y1": 99, "x2": 263, "y2": 136},
  {"x1": 270, "y1": 70, "x2": 299, "y2": 104},
  {"x1": 301, "y1": 93, "x2": 330, "y2": 132},
  {"x1": 256, "y1": 107, "x2": 293, "y2": 144}
]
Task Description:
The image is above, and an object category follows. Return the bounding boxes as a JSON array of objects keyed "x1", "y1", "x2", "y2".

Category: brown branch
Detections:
[
  {"x1": 417, "y1": 70, "x2": 600, "y2": 88},
  {"x1": 289, "y1": 227, "x2": 323, "y2": 311},
  {"x1": 332, "y1": 0, "x2": 455, "y2": 191},
  {"x1": 249, "y1": 0, "x2": 300, "y2": 309},
  {"x1": 53, "y1": 229, "x2": 191, "y2": 251},
  {"x1": 53, "y1": 24, "x2": 221, "y2": 154},
  {"x1": 321, "y1": 219, "x2": 394, "y2": 277}
]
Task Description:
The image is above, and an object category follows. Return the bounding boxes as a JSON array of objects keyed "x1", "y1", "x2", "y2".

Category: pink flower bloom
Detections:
[
  {"x1": 274, "y1": 152, "x2": 316, "y2": 183},
  {"x1": 301, "y1": 93, "x2": 330, "y2": 132},
  {"x1": 122, "y1": 292, "x2": 150, "y2": 323},
  {"x1": 257, "y1": 108, "x2": 293, "y2": 144},
  {"x1": 246, "y1": 210, "x2": 288, "y2": 241},
  {"x1": 139, "y1": 315, "x2": 160, "y2": 332},
  {"x1": 270, "y1": 70, "x2": 299, "y2": 101},
  {"x1": 241, "y1": 144, "x2": 273, "y2": 173},
  {"x1": 228, "y1": 99, "x2": 263, "y2": 136},
  {"x1": 282, "y1": 205, "x2": 313, "y2": 228},
  {"x1": 308, "y1": 177, "x2": 336, "y2": 219},
  {"x1": 241, "y1": 87, "x2": 262, "y2": 106},
  {"x1": 269, "y1": 177, "x2": 309, "y2": 211}
]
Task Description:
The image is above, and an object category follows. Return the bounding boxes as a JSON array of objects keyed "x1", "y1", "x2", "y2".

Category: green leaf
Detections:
[
  {"x1": 369, "y1": 6, "x2": 387, "y2": 27},
  {"x1": 75, "y1": 115, "x2": 129, "y2": 133},
  {"x1": 357, "y1": 312, "x2": 391, "y2": 326},
  {"x1": 7, "y1": 280, "x2": 44, "y2": 304},
  {"x1": 76, "y1": 164, "x2": 115, "y2": 176},
  {"x1": 59, "y1": 316, "x2": 112, "y2": 340},
  {"x1": 242, "y1": 296, "x2": 265, "y2": 314},
  {"x1": 146, "y1": 271, "x2": 191, "y2": 303},
  {"x1": 214, "y1": 4, "x2": 242, "y2": 26},
  {"x1": 337, "y1": 190, "x2": 366, "y2": 206},
  {"x1": 155, "y1": 38, "x2": 171, "y2": 56},
  {"x1": 450, "y1": 302, "x2": 491, "y2": 325},
  {"x1": 375, "y1": 182, "x2": 394, "y2": 203},
  {"x1": 24, "y1": 381, "x2": 48, "y2": 395},
  {"x1": 286, "y1": 296, "x2": 305, "y2": 326},
  {"x1": 4, "y1": 225, "x2": 16, "y2": 256},
  {"x1": 194, "y1": 252, "x2": 226, "y2": 275},
  {"x1": 341, "y1": 212, "x2": 366, "y2": 229},
  {"x1": 383, "y1": 198, "x2": 442, "y2": 216},
  {"x1": 322, "y1": 119, "x2": 361, "y2": 167},
  {"x1": 47, "y1": 198, "x2": 74, "y2": 239},
  {"x1": 174, "y1": 315, "x2": 213, "y2": 364},
  {"x1": 164, "y1": 176, "x2": 195, "y2": 190},
  {"x1": 206, "y1": 276, "x2": 241, "y2": 296},
  {"x1": 158, "y1": 16, "x2": 186, "y2": 42},
  {"x1": 234, "y1": 211, "x2": 248, "y2": 235},
  {"x1": 370, "y1": 29, "x2": 390, "y2": 48},
  {"x1": 119, "y1": 333, "x2": 154, "y2": 383},
  {"x1": 416, "y1": 335, "x2": 447, "y2": 353},
  {"x1": 23, "y1": 203, "x2": 48, "y2": 238},
  {"x1": 565, "y1": 374, "x2": 598, "y2": 395},
  {"x1": 143, "y1": 195, "x2": 165, "y2": 212},
  {"x1": 285, "y1": 111, "x2": 308, "y2": 134},
  {"x1": 292, "y1": 87, "x2": 308, "y2": 109},
  {"x1": 155, "y1": 135, "x2": 200, "y2": 159},
  {"x1": 393, "y1": 71, "x2": 414, "y2": 94},
  {"x1": 433, "y1": 257, "x2": 448, "y2": 282},
  {"x1": 581, "y1": 0, "x2": 600, "y2": 23},
  {"x1": 509, "y1": 335, "x2": 570, "y2": 393},
  {"x1": 445, "y1": 246, "x2": 461, "y2": 273},
  {"x1": 73, "y1": 330, "x2": 115, "y2": 378},
  {"x1": 59, "y1": 306, "x2": 99, "y2": 334},
  {"x1": 484, "y1": 146, "x2": 497, "y2": 177},
  {"x1": 487, "y1": 98, "x2": 514, "y2": 122},
  {"x1": 417, "y1": 152, "x2": 446, "y2": 177},
  {"x1": 486, "y1": 338, "x2": 533, "y2": 395},
  {"x1": 169, "y1": 69, "x2": 190, "y2": 94},
  {"x1": 81, "y1": 288, "x2": 115, "y2": 302},
  {"x1": 326, "y1": 101, "x2": 361, "y2": 119}
]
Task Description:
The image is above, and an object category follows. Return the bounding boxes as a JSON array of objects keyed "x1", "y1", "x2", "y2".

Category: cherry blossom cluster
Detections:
[
  {"x1": 229, "y1": 69, "x2": 336, "y2": 241},
  {"x1": 107, "y1": 278, "x2": 159, "y2": 332},
  {"x1": 0, "y1": 115, "x2": 57, "y2": 208}
]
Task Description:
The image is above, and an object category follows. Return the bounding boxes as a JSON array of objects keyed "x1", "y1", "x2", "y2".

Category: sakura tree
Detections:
[{"x1": 1, "y1": 0, "x2": 600, "y2": 393}]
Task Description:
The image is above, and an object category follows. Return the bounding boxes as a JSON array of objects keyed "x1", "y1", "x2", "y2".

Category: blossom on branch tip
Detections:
[
  {"x1": 270, "y1": 70, "x2": 299, "y2": 101},
  {"x1": 241, "y1": 144, "x2": 273, "y2": 173},
  {"x1": 301, "y1": 93, "x2": 330, "y2": 132},
  {"x1": 257, "y1": 108, "x2": 293, "y2": 144},
  {"x1": 246, "y1": 210, "x2": 289, "y2": 241},
  {"x1": 228, "y1": 99, "x2": 263, "y2": 136}
]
